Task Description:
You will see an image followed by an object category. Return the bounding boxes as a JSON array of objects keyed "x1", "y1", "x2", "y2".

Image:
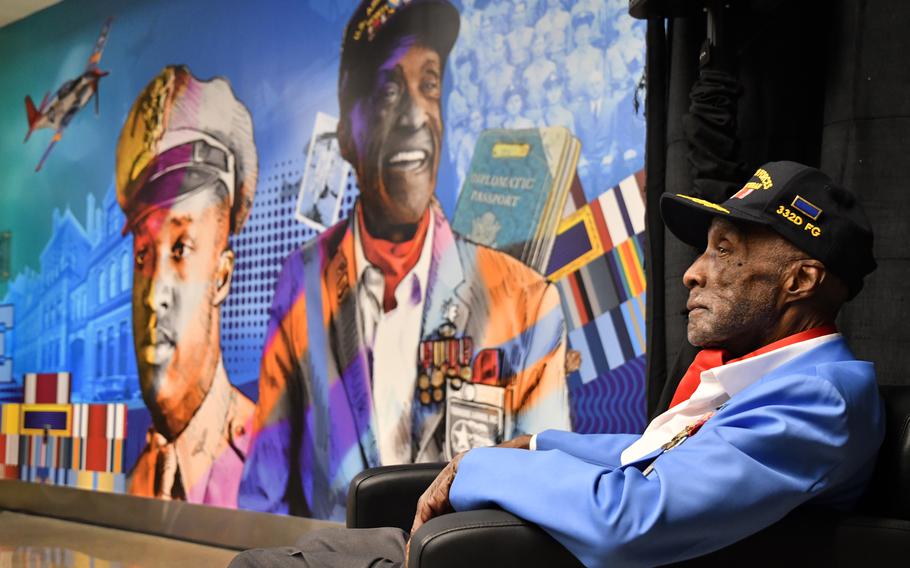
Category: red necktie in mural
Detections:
[{"x1": 358, "y1": 206, "x2": 431, "y2": 312}]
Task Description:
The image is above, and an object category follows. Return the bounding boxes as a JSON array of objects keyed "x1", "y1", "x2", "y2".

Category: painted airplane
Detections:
[{"x1": 23, "y1": 17, "x2": 113, "y2": 172}]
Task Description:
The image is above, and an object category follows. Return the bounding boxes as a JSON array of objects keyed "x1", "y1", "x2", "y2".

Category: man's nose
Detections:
[
  {"x1": 145, "y1": 263, "x2": 174, "y2": 313},
  {"x1": 683, "y1": 253, "x2": 707, "y2": 290},
  {"x1": 395, "y1": 88, "x2": 426, "y2": 131}
]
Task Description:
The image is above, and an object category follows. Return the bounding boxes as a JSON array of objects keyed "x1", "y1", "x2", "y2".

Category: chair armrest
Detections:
[
  {"x1": 405, "y1": 508, "x2": 910, "y2": 568},
  {"x1": 346, "y1": 463, "x2": 445, "y2": 530},
  {"x1": 829, "y1": 514, "x2": 910, "y2": 565},
  {"x1": 408, "y1": 509, "x2": 584, "y2": 568},
  {"x1": 667, "y1": 510, "x2": 910, "y2": 566}
]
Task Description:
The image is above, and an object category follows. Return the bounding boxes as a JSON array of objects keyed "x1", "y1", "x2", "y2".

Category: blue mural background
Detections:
[{"x1": 0, "y1": 0, "x2": 645, "y2": 483}]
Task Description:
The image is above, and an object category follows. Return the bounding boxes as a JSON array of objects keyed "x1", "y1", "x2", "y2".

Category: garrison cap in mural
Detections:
[
  {"x1": 115, "y1": 65, "x2": 257, "y2": 236},
  {"x1": 660, "y1": 161, "x2": 876, "y2": 298},
  {"x1": 338, "y1": 0, "x2": 459, "y2": 109}
]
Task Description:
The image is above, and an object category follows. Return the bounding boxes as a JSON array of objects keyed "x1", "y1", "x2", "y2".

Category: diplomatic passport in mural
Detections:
[{"x1": 452, "y1": 127, "x2": 581, "y2": 273}]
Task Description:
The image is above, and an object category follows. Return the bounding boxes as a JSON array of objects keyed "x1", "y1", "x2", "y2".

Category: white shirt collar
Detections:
[{"x1": 705, "y1": 332, "x2": 842, "y2": 397}]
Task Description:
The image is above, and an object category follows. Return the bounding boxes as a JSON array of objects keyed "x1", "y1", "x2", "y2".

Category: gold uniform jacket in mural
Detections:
[
  {"x1": 238, "y1": 202, "x2": 570, "y2": 521},
  {"x1": 127, "y1": 369, "x2": 255, "y2": 508}
]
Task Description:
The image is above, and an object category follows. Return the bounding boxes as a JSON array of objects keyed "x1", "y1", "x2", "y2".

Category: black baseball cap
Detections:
[
  {"x1": 338, "y1": 0, "x2": 460, "y2": 109},
  {"x1": 660, "y1": 161, "x2": 876, "y2": 298}
]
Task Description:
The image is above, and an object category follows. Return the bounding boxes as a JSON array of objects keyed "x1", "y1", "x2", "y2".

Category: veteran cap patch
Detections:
[{"x1": 660, "y1": 161, "x2": 876, "y2": 298}]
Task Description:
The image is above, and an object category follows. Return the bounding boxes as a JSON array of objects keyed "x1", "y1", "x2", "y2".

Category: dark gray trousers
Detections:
[{"x1": 229, "y1": 527, "x2": 408, "y2": 568}]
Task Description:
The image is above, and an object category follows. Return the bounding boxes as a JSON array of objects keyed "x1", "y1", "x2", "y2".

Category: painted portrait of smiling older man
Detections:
[
  {"x1": 239, "y1": 0, "x2": 572, "y2": 521},
  {"x1": 116, "y1": 65, "x2": 258, "y2": 508}
]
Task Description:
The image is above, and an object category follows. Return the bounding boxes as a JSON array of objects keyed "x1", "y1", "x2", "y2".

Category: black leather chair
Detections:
[{"x1": 347, "y1": 385, "x2": 910, "y2": 567}]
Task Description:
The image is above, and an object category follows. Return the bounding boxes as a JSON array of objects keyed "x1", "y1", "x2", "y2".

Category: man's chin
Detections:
[
  {"x1": 382, "y1": 177, "x2": 434, "y2": 213},
  {"x1": 686, "y1": 322, "x2": 715, "y2": 349},
  {"x1": 138, "y1": 343, "x2": 174, "y2": 367},
  {"x1": 139, "y1": 359, "x2": 178, "y2": 400},
  {"x1": 378, "y1": 187, "x2": 434, "y2": 225}
]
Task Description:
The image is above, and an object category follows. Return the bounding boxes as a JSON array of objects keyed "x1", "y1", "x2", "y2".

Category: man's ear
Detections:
[
  {"x1": 337, "y1": 113, "x2": 357, "y2": 165},
  {"x1": 783, "y1": 260, "x2": 826, "y2": 304},
  {"x1": 213, "y1": 249, "x2": 235, "y2": 307}
]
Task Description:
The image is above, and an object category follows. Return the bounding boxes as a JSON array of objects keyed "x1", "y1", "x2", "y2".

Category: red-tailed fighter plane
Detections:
[{"x1": 24, "y1": 17, "x2": 113, "y2": 172}]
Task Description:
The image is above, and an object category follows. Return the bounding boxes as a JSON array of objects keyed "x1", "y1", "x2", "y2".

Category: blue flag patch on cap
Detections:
[{"x1": 791, "y1": 195, "x2": 822, "y2": 220}]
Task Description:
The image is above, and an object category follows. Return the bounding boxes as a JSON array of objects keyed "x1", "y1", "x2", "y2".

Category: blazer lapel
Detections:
[
  {"x1": 322, "y1": 221, "x2": 380, "y2": 469},
  {"x1": 421, "y1": 204, "x2": 473, "y2": 337},
  {"x1": 414, "y1": 207, "x2": 476, "y2": 461}
]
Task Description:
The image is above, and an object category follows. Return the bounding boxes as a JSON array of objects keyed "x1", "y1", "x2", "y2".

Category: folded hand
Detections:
[
  {"x1": 410, "y1": 451, "x2": 465, "y2": 536},
  {"x1": 405, "y1": 435, "x2": 532, "y2": 566}
]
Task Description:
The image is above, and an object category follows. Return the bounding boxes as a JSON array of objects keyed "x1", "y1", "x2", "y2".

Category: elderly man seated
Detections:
[{"x1": 233, "y1": 161, "x2": 883, "y2": 567}]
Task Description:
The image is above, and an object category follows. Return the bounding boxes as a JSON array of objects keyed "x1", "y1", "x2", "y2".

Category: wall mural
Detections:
[{"x1": 0, "y1": 0, "x2": 646, "y2": 521}]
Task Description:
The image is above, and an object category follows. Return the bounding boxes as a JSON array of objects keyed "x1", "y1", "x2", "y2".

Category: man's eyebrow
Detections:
[
  {"x1": 168, "y1": 214, "x2": 194, "y2": 228},
  {"x1": 421, "y1": 61, "x2": 440, "y2": 76},
  {"x1": 376, "y1": 63, "x2": 403, "y2": 83},
  {"x1": 708, "y1": 224, "x2": 742, "y2": 246}
]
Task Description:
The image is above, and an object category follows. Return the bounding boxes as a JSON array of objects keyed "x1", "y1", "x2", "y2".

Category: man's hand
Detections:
[
  {"x1": 409, "y1": 436, "x2": 531, "y2": 534},
  {"x1": 496, "y1": 434, "x2": 532, "y2": 450},
  {"x1": 410, "y1": 452, "x2": 465, "y2": 536},
  {"x1": 406, "y1": 437, "x2": 532, "y2": 564}
]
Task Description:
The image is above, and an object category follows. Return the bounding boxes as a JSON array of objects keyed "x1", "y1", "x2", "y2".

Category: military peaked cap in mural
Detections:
[
  {"x1": 115, "y1": 65, "x2": 258, "y2": 235},
  {"x1": 660, "y1": 161, "x2": 877, "y2": 298},
  {"x1": 338, "y1": 0, "x2": 460, "y2": 111}
]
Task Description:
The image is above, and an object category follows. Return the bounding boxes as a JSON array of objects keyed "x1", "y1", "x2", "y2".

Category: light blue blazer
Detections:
[{"x1": 450, "y1": 337, "x2": 885, "y2": 567}]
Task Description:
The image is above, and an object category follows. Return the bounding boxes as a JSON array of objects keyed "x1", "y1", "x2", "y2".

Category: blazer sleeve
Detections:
[
  {"x1": 535, "y1": 429, "x2": 640, "y2": 468},
  {"x1": 238, "y1": 251, "x2": 308, "y2": 515},
  {"x1": 451, "y1": 375, "x2": 864, "y2": 568}
]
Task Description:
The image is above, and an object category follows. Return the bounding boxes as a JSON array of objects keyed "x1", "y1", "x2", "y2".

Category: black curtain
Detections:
[
  {"x1": 641, "y1": 0, "x2": 910, "y2": 416},
  {"x1": 821, "y1": 0, "x2": 910, "y2": 386}
]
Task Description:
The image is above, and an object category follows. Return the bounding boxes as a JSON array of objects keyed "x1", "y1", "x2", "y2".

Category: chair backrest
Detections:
[{"x1": 859, "y1": 384, "x2": 910, "y2": 519}]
